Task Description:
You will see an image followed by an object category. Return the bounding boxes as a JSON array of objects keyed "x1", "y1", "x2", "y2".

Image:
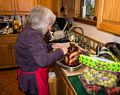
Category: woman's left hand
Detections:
[{"x1": 52, "y1": 43, "x2": 68, "y2": 55}]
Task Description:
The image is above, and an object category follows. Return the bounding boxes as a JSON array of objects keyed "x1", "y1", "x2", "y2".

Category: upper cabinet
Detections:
[
  {"x1": 0, "y1": 0, "x2": 14, "y2": 15},
  {"x1": 38, "y1": 0, "x2": 52, "y2": 10},
  {"x1": 0, "y1": 0, "x2": 38, "y2": 15},
  {"x1": 14, "y1": 0, "x2": 37, "y2": 14},
  {"x1": 51, "y1": 0, "x2": 79, "y2": 18},
  {"x1": 97, "y1": 0, "x2": 120, "y2": 36},
  {"x1": 0, "y1": 0, "x2": 78, "y2": 17}
]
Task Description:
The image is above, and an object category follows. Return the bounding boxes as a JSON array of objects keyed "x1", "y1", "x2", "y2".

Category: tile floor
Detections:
[{"x1": 0, "y1": 68, "x2": 24, "y2": 95}]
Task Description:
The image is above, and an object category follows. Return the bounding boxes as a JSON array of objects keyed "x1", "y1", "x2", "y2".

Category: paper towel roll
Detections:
[{"x1": 82, "y1": 6, "x2": 86, "y2": 18}]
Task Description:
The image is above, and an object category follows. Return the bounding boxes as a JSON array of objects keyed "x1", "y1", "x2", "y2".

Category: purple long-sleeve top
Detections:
[{"x1": 16, "y1": 27, "x2": 64, "y2": 72}]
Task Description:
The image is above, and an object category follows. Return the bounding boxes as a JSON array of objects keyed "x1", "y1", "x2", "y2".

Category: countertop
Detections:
[
  {"x1": 55, "y1": 64, "x2": 88, "y2": 95},
  {"x1": 56, "y1": 64, "x2": 107, "y2": 95},
  {"x1": 0, "y1": 33, "x2": 19, "y2": 37}
]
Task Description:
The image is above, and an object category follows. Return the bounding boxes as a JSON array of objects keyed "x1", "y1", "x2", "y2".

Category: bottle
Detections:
[{"x1": 13, "y1": 16, "x2": 19, "y2": 34}]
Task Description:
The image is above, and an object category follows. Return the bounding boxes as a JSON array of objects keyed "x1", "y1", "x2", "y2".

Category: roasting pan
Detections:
[{"x1": 56, "y1": 58, "x2": 83, "y2": 72}]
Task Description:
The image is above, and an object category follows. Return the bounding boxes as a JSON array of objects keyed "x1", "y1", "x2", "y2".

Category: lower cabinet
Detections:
[
  {"x1": 48, "y1": 77, "x2": 57, "y2": 95},
  {"x1": 57, "y1": 75, "x2": 67, "y2": 95},
  {"x1": 0, "y1": 35, "x2": 17, "y2": 69},
  {"x1": 52, "y1": 65, "x2": 77, "y2": 95},
  {"x1": 0, "y1": 44, "x2": 12, "y2": 67},
  {"x1": 10, "y1": 44, "x2": 16, "y2": 66},
  {"x1": 67, "y1": 87, "x2": 75, "y2": 95}
]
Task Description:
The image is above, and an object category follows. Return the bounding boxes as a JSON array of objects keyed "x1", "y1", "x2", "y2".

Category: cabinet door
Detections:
[
  {"x1": 14, "y1": 0, "x2": 38, "y2": 14},
  {"x1": 57, "y1": 76, "x2": 67, "y2": 95},
  {"x1": 0, "y1": 0, "x2": 14, "y2": 15},
  {"x1": 97, "y1": 0, "x2": 120, "y2": 36},
  {"x1": 51, "y1": 0, "x2": 59, "y2": 15},
  {"x1": 0, "y1": 44, "x2": 12, "y2": 67},
  {"x1": 40, "y1": 0, "x2": 52, "y2": 10},
  {"x1": 51, "y1": 0, "x2": 75, "y2": 17},
  {"x1": 54, "y1": 66, "x2": 67, "y2": 95},
  {"x1": 11, "y1": 44, "x2": 17, "y2": 66},
  {"x1": 66, "y1": 87, "x2": 74, "y2": 95}
]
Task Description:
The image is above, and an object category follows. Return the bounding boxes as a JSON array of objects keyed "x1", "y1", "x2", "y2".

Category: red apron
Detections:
[{"x1": 17, "y1": 68, "x2": 48, "y2": 95}]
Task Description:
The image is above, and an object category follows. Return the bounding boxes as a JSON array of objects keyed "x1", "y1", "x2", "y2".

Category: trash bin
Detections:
[{"x1": 48, "y1": 72, "x2": 57, "y2": 95}]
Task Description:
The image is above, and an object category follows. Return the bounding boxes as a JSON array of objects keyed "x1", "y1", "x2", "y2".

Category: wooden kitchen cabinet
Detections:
[
  {"x1": 51, "y1": 0, "x2": 79, "y2": 18},
  {"x1": 0, "y1": 34, "x2": 17, "y2": 69},
  {"x1": 0, "y1": 44, "x2": 12, "y2": 67},
  {"x1": 67, "y1": 87, "x2": 75, "y2": 95},
  {"x1": 10, "y1": 43, "x2": 16, "y2": 66},
  {"x1": 0, "y1": 0, "x2": 14, "y2": 15},
  {"x1": 97, "y1": 0, "x2": 120, "y2": 36},
  {"x1": 52, "y1": 65, "x2": 77, "y2": 95},
  {"x1": 14, "y1": 0, "x2": 38, "y2": 14},
  {"x1": 37, "y1": 0, "x2": 52, "y2": 10},
  {"x1": 57, "y1": 75, "x2": 67, "y2": 95},
  {"x1": 0, "y1": 0, "x2": 37, "y2": 15}
]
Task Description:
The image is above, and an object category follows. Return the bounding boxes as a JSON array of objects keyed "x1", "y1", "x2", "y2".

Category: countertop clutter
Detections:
[
  {"x1": 56, "y1": 60, "x2": 120, "y2": 95},
  {"x1": 55, "y1": 41, "x2": 120, "y2": 95},
  {"x1": 0, "y1": 15, "x2": 23, "y2": 35}
]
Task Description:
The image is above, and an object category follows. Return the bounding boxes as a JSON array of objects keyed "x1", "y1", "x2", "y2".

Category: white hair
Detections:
[{"x1": 24, "y1": 6, "x2": 56, "y2": 34}]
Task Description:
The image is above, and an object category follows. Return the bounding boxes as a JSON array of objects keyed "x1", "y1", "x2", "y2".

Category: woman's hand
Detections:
[{"x1": 52, "y1": 43, "x2": 68, "y2": 55}]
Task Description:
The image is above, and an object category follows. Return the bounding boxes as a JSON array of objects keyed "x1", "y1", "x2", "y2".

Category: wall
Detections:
[{"x1": 73, "y1": 21, "x2": 120, "y2": 44}]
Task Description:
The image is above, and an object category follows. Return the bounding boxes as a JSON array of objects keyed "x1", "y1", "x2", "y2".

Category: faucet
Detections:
[
  {"x1": 96, "y1": 44, "x2": 102, "y2": 55},
  {"x1": 68, "y1": 26, "x2": 84, "y2": 48}
]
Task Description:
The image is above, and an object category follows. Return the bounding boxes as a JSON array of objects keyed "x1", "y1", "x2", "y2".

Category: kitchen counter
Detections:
[
  {"x1": 51, "y1": 42, "x2": 89, "y2": 95},
  {"x1": 54, "y1": 62, "x2": 107, "y2": 95},
  {"x1": 53, "y1": 63, "x2": 90, "y2": 95},
  {"x1": 53, "y1": 64, "x2": 78, "y2": 95},
  {"x1": 0, "y1": 34, "x2": 18, "y2": 69},
  {"x1": 0, "y1": 33, "x2": 19, "y2": 37}
]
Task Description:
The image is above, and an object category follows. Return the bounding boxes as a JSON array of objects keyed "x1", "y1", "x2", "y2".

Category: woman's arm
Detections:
[{"x1": 27, "y1": 32, "x2": 64, "y2": 67}]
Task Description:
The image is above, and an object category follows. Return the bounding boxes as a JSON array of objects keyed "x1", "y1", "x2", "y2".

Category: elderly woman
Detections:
[{"x1": 16, "y1": 6, "x2": 68, "y2": 95}]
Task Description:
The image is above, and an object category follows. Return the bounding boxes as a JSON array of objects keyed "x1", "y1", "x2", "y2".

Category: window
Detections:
[
  {"x1": 80, "y1": 0, "x2": 95, "y2": 20},
  {"x1": 74, "y1": 0, "x2": 97, "y2": 26}
]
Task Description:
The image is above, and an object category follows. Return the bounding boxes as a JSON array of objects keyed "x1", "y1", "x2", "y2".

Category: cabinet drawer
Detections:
[
  {"x1": 8, "y1": 37, "x2": 17, "y2": 43},
  {"x1": 0, "y1": 36, "x2": 17, "y2": 43}
]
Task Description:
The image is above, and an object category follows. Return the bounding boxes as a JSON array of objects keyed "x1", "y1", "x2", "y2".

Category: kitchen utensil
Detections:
[{"x1": 60, "y1": 0, "x2": 64, "y2": 12}]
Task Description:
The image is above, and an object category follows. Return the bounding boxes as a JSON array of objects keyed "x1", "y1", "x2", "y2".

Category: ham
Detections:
[{"x1": 65, "y1": 43, "x2": 81, "y2": 66}]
